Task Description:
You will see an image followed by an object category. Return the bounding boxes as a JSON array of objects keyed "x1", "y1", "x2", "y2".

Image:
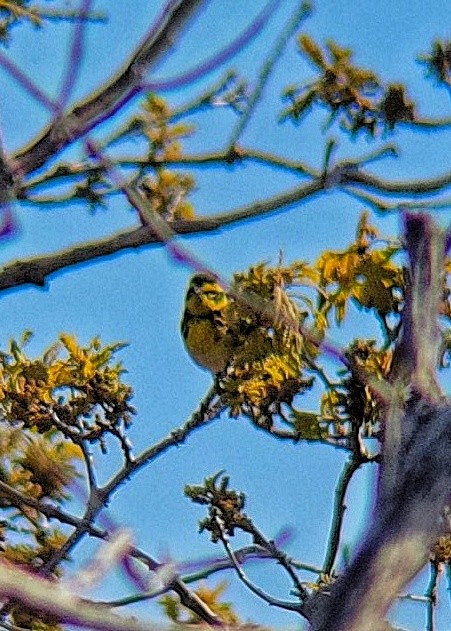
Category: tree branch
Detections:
[
  {"x1": 321, "y1": 453, "x2": 366, "y2": 577},
  {"x1": 214, "y1": 513, "x2": 303, "y2": 613},
  {"x1": 306, "y1": 214, "x2": 451, "y2": 631},
  {"x1": 345, "y1": 168, "x2": 451, "y2": 196},
  {"x1": 12, "y1": 0, "x2": 209, "y2": 176},
  {"x1": 0, "y1": 178, "x2": 324, "y2": 292},
  {"x1": 0, "y1": 561, "x2": 163, "y2": 631}
]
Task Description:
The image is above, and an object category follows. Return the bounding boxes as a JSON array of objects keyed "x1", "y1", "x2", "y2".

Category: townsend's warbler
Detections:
[{"x1": 181, "y1": 274, "x2": 235, "y2": 373}]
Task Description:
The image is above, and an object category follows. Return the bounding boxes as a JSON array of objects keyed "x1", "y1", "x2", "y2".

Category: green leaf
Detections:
[{"x1": 290, "y1": 410, "x2": 328, "y2": 440}]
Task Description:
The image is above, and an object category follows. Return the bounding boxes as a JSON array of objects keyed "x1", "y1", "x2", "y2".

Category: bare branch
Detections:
[
  {"x1": 101, "y1": 386, "x2": 223, "y2": 500},
  {"x1": 0, "y1": 178, "x2": 324, "y2": 292},
  {"x1": 214, "y1": 513, "x2": 303, "y2": 613},
  {"x1": 425, "y1": 562, "x2": 439, "y2": 631},
  {"x1": 321, "y1": 453, "x2": 367, "y2": 577},
  {"x1": 345, "y1": 168, "x2": 451, "y2": 196},
  {"x1": 13, "y1": 0, "x2": 209, "y2": 176},
  {"x1": 227, "y1": 0, "x2": 312, "y2": 150}
]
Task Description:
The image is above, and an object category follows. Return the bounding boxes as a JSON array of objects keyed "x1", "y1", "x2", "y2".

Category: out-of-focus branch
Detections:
[
  {"x1": 0, "y1": 561, "x2": 158, "y2": 631},
  {"x1": 13, "y1": 0, "x2": 209, "y2": 176},
  {"x1": 306, "y1": 214, "x2": 451, "y2": 631},
  {"x1": 57, "y1": 0, "x2": 94, "y2": 111},
  {"x1": 144, "y1": 0, "x2": 285, "y2": 93}
]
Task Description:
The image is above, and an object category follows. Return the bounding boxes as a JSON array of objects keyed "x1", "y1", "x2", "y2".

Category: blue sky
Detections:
[{"x1": 0, "y1": 1, "x2": 450, "y2": 629}]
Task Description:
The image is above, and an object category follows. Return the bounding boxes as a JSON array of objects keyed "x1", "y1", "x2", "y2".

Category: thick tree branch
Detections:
[
  {"x1": 0, "y1": 179, "x2": 324, "y2": 292},
  {"x1": 306, "y1": 214, "x2": 451, "y2": 631}
]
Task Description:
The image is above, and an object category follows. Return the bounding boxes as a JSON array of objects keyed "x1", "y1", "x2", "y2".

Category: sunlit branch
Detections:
[
  {"x1": 169, "y1": 71, "x2": 247, "y2": 120},
  {"x1": 405, "y1": 116, "x2": 451, "y2": 129},
  {"x1": 23, "y1": 147, "x2": 317, "y2": 194},
  {"x1": 343, "y1": 185, "x2": 451, "y2": 214},
  {"x1": 347, "y1": 168, "x2": 451, "y2": 195},
  {"x1": 182, "y1": 547, "x2": 323, "y2": 584},
  {"x1": 7, "y1": 159, "x2": 450, "y2": 302},
  {"x1": 181, "y1": 545, "x2": 277, "y2": 583},
  {"x1": 0, "y1": 176, "x2": 324, "y2": 294},
  {"x1": 27, "y1": 9, "x2": 106, "y2": 23}
]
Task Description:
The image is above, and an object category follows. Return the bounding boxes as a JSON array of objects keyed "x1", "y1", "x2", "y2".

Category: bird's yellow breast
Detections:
[{"x1": 184, "y1": 317, "x2": 232, "y2": 373}]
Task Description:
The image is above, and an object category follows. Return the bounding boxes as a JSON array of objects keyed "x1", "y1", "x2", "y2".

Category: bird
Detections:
[
  {"x1": 181, "y1": 271, "x2": 302, "y2": 377},
  {"x1": 181, "y1": 274, "x2": 235, "y2": 373}
]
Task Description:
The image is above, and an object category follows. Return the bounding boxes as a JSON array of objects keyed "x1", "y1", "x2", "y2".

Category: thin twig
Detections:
[
  {"x1": 214, "y1": 512, "x2": 303, "y2": 613},
  {"x1": 101, "y1": 386, "x2": 223, "y2": 499},
  {"x1": 425, "y1": 562, "x2": 439, "y2": 631},
  {"x1": 227, "y1": 1, "x2": 312, "y2": 150},
  {"x1": 321, "y1": 453, "x2": 367, "y2": 577},
  {"x1": 23, "y1": 146, "x2": 317, "y2": 194},
  {"x1": 38, "y1": 387, "x2": 223, "y2": 577},
  {"x1": 243, "y1": 519, "x2": 309, "y2": 600}
]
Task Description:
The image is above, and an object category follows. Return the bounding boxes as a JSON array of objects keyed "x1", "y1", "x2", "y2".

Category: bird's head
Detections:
[{"x1": 185, "y1": 274, "x2": 230, "y2": 316}]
